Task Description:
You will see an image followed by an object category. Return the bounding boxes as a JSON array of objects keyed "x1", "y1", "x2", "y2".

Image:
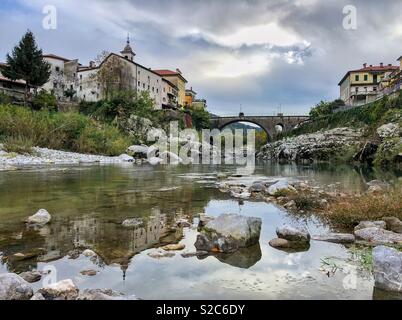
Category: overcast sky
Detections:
[{"x1": 1, "y1": 0, "x2": 401, "y2": 115}]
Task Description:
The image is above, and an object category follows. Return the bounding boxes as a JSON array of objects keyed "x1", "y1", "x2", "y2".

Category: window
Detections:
[
  {"x1": 355, "y1": 87, "x2": 358, "y2": 93},
  {"x1": 364, "y1": 75, "x2": 368, "y2": 81},
  {"x1": 373, "y1": 87, "x2": 377, "y2": 91},
  {"x1": 143, "y1": 83, "x2": 145, "y2": 88},
  {"x1": 152, "y1": 87, "x2": 154, "y2": 92},
  {"x1": 138, "y1": 71, "x2": 140, "y2": 75},
  {"x1": 80, "y1": 75, "x2": 82, "y2": 80},
  {"x1": 138, "y1": 81, "x2": 140, "y2": 86},
  {"x1": 55, "y1": 66, "x2": 60, "y2": 72},
  {"x1": 364, "y1": 87, "x2": 367, "y2": 92},
  {"x1": 156, "y1": 89, "x2": 158, "y2": 93},
  {"x1": 70, "y1": 84, "x2": 73, "y2": 90},
  {"x1": 80, "y1": 86, "x2": 82, "y2": 91},
  {"x1": 355, "y1": 75, "x2": 359, "y2": 81},
  {"x1": 148, "y1": 85, "x2": 150, "y2": 90},
  {"x1": 53, "y1": 82, "x2": 58, "y2": 89},
  {"x1": 163, "y1": 88, "x2": 166, "y2": 93}
]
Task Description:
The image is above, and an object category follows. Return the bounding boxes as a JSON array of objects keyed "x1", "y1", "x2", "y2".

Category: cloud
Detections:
[{"x1": 0, "y1": 0, "x2": 401, "y2": 116}]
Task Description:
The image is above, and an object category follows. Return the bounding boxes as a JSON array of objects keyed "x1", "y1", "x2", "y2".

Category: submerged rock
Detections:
[
  {"x1": 39, "y1": 279, "x2": 79, "y2": 300},
  {"x1": 276, "y1": 225, "x2": 310, "y2": 243},
  {"x1": 0, "y1": 273, "x2": 33, "y2": 300},
  {"x1": 80, "y1": 269, "x2": 98, "y2": 276},
  {"x1": 354, "y1": 221, "x2": 387, "y2": 232},
  {"x1": 122, "y1": 218, "x2": 143, "y2": 228},
  {"x1": 82, "y1": 249, "x2": 97, "y2": 258},
  {"x1": 373, "y1": 246, "x2": 402, "y2": 293},
  {"x1": 77, "y1": 289, "x2": 137, "y2": 300},
  {"x1": 312, "y1": 233, "x2": 355, "y2": 244},
  {"x1": 194, "y1": 214, "x2": 262, "y2": 253},
  {"x1": 268, "y1": 238, "x2": 310, "y2": 252},
  {"x1": 181, "y1": 251, "x2": 209, "y2": 258},
  {"x1": 161, "y1": 243, "x2": 185, "y2": 251},
  {"x1": 147, "y1": 249, "x2": 175, "y2": 259},
  {"x1": 354, "y1": 227, "x2": 402, "y2": 245},
  {"x1": 26, "y1": 209, "x2": 51, "y2": 226}
]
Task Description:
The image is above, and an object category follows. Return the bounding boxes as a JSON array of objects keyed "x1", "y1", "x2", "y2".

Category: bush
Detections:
[
  {"x1": 190, "y1": 108, "x2": 211, "y2": 130},
  {"x1": 0, "y1": 92, "x2": 12, "y2": 105},
  {"x1": 0, "y1": 104, "x2": 131, "y2": 156},
  {"x1": 31, "y1": 90, "x2": 58, "y2": 111},
  {"x1": 309, "y1": 99, "x2": 345, "y2": 119}
]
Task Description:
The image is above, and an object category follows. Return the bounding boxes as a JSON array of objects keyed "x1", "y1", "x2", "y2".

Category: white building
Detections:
[{"x1": 42, "y1": 38, "x2": 174, "y2": 110}]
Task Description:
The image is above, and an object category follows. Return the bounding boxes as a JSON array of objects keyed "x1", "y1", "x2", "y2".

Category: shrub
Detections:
[{"x1": 31, "y1": 90, "x2": 58, "y2": 111}]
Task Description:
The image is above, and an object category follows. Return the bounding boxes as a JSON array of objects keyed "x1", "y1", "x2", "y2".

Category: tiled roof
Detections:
[
  {"x1": 153, "y1": 69, "x2": 188, "y2": 82},
  {"x1": 43, "y1": 54, "x2": 72, "y2": 62},
  {"x1": 338, "y1": 64, "x2": 399, "y2": 85},
  {"x1": 0, "y1": 76, "x2": 26, "y2": 84}
]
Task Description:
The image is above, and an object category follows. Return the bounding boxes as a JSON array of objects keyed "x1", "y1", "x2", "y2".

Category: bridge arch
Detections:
[
  {"x1": 218, "y1": 119, "x2": 272, "y2": 142},
  {"x1": 210, "y1": 114, "x2": 310, "y2": 141}
]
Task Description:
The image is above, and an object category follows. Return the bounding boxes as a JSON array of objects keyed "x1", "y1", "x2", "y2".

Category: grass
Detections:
[
  {"x1": 3, "y1": 136, "x2": 34, "y2": 154},
  {"x1": 348, "y1": 245, "x2": 373, "y2": 273},
  {"x1": 0, "y1": 104, "x2": 131, "y2": 156},
  {"x1": 326, "y1": 187, "x2": 402, "y2": 228}
]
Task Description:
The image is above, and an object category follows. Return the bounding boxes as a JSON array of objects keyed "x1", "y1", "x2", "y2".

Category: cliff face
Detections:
[
  {"x1": 257, "y1": 127, "x2": 363, "y2": 163},
  {"x1": 257, "y1": 123, "x2": 402, "y2": 166}
]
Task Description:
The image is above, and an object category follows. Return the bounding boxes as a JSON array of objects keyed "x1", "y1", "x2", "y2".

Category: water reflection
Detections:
[{"x1": 0, "y1": 163, "x2": 401, "y2": 299}]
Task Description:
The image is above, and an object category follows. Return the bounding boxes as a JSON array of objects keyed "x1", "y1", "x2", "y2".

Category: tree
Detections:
[
  {"x1": 190, "y1": 108, "x2": 211, "y2": 130},
  {"x1": 2, "y1": 30, "x2": 51, "y2": 105},
  {"x1": 309, "y1": 99, "x2": 345, "y2": 119}
]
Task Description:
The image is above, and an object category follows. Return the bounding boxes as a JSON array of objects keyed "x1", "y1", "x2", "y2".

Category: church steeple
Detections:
[{"x1": 121, "y1": 33, "x2": 135, "y2": 61}]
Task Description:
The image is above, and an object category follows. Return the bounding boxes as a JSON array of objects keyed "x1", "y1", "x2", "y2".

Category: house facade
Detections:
[
  {"x1": 153, "y1": 69, "x2": 187, "y2": 107},
  {"x1": 339, "y1": 63, "x2": 399, "y2": 106}
]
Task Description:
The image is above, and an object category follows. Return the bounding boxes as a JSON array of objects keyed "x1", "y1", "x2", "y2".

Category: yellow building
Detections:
[
  {"x1": 184, "y1": 87, "x2": 197, "y2": 108},
  {"x1": 153, "y1": 69, "x2": 188, "y2": 107},
  {"x1": 338, "y1": 63, "x2": 399, "y2": 106}
]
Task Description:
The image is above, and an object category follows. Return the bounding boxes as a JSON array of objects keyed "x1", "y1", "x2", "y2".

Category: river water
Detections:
[{"x1": 0, "y1": 163, "x2": 401, "y2": 300}]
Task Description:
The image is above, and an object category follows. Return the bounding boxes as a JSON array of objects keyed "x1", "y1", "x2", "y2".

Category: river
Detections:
[{"x1": 0, "y1": 163, "x2": 401, "y2": 300}]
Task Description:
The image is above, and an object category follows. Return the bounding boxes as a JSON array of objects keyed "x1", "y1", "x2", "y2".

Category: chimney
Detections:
[
  {"x1": 89, "y1": 61, "x2": 96, "y2": 68},
  {"x1": 370, "y1": 64, "x2": 373, "y2": 67},
  {"x1": 380, "y1": 62, "x2": 383, "y2": 67},
  {"x1": 363, "y1": 63, "x2": 367, "y2": 68},
  {"x1": 176, "y1": 68, "x2": 182, "y2": 74},
  {"x1": 388, "y1": 63, "x2": 392, "y2": 66}
]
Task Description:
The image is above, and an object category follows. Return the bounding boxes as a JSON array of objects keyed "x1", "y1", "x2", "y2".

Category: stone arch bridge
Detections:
[{"x1": 210, "y1": 114, "x2": 310, "y2": 140}]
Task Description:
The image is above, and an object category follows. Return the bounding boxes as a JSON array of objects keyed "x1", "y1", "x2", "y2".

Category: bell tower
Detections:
[{"x1": 120, "y1": 33, "x2": 136, "y2": 61}]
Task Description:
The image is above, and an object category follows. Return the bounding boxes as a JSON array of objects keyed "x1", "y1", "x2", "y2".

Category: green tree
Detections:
[
  {"x1": 190, "y1": 108, "x2": 211, "y2": 130},
  {"x1": 2, "y1": 30, "x2": 51, "y2": 105},
  {"x1": 309, "y1": 99, "x2": 345, "y2": 119}
]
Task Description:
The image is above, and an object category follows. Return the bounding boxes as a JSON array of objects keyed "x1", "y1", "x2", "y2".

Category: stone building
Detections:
[{"x1": 153, "y1": 69, "x2": 188, "y2": 107}]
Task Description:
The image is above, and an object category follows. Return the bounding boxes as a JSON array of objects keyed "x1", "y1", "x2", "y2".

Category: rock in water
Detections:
[
  {"x1": 161, "y1": 243, "x2": 185, "y2": 251},
  {"x1": 118, "y1": 154, "x2": 134, "y2": 162},
  {"x1": 39, "y1": 279, "x2": 79, "y2": 300},
  {"x1": 148, "y1": 157, "x2": 163, "y2": 166},
  {"x1": 82, "y1": 249, "x2": 97, "y2": 257},
  {"x1": 267, "y1": 179, "x2": 293, "y2": 196},
  {"x1": 312, "y1": 233, "x2": 355, "y2": 244},
  {"x1": 0, "y1": 273, "x2": 33, "y2": 300},
  {"x1": 354, "y1": 227, "x2": 402, "y2": 245},
  {"x1": 26, "y1": 209, "x2": 51, "y2": 226},
  {"x1": 77, "y1": 289, "x2": 137, "y2": 300},
  {"x1": 382, "y1": 217, "x2": 402, "y2": 234},
  {"x1": 19, "y1": 271, "x2": 42, "y2": 283},
  {"x1": 354, "y1": 221, "x2": 387, "y2": 232},
  {"x1": 194, "y1": 214, "x2": 262, "y2": 253},
  {"x1": 126, "y1": 145, "x2": 149, "y2": 158},
  {"x1": 122, "y1": 218, "x2": 143, "y2": 228},
  {"x1": 276, "y1": 225, "x2": 310, "y2": 243},
  {"x1": 373, "y1": 246, "x2": 402, "y2": 293}
]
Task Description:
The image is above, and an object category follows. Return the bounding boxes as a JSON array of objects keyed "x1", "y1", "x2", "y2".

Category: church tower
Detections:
[{"x1": 120, "y1": 34, "x2": 136, "y2": 61}]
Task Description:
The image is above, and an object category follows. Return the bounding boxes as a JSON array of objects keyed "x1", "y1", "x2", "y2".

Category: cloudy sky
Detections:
[{"x1": 1, "y1": 0, "x2": 401, "y2": 115}]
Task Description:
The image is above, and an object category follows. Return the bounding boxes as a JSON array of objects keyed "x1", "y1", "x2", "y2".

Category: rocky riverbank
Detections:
[{"x1": 257, "y1": 123, "x2": 402, "y2": 165}]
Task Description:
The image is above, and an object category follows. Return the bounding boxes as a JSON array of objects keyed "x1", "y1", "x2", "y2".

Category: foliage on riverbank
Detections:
[
  {"x1": 0, "y1": 104, "x2": 131, "y2": 155},
  {"x1": 326, "y1": 187, "x2": 402, "y2": 228},
  {"x1": 289, "y1": 94, "x2": 402, "y2": 137}
]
